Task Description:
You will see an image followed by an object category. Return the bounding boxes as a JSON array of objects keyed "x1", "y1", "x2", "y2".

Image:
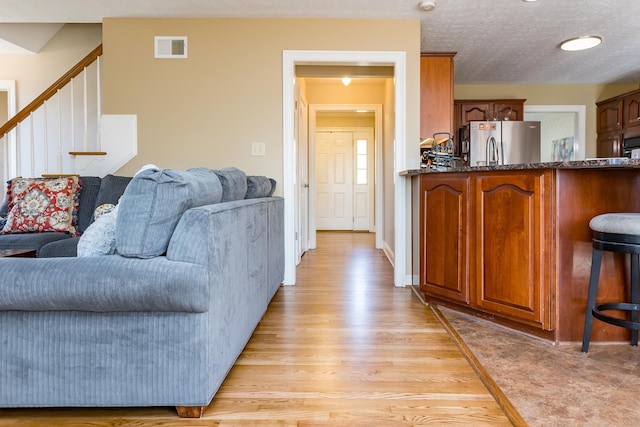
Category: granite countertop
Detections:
[{"x1": 400, "y1": 158, "x2": 640, "y2": 176}]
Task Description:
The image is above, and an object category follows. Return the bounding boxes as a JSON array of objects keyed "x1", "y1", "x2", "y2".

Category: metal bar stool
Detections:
[{"x1": 582, "y1": 213, "x2": 640, "y2": 353}]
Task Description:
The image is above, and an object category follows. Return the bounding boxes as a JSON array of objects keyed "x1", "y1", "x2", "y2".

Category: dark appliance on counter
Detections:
[
  {"x1": 459, "y1": 121, "x2": 541, "y2": 166},
  {"x1": 622, "y1": 136, "x2": 640, "y2": 157}
]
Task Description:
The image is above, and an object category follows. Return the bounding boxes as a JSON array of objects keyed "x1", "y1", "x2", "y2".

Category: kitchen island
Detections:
[{"x1": 402, "y1": 159, "x2": 640, "y2": 343}]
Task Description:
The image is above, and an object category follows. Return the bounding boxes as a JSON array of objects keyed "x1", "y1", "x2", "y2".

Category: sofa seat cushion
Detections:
[
  {"x1": 38, "y1": 236, "x2": 79, "y2": 257},
  {"x1": 0, "y1": 232, "x2": 71, "y2": 253},
  {"x1": 116, "y1": 168, "x2": 223, "y2": 258},
  {"x1": 0, "y1": 256, "x2": 209, "y2": 312}
]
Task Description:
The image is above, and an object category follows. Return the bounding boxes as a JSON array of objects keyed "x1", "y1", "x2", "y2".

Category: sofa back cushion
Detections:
[
  {"x1": 76, "y1": 176, "x2": 102, "y2": 234},
  {"x1": 214, "y1": 167, "x2": 247, "y2": 201},
  {"x1": 115, "y1": 168, "x2": 223, "y2": 258},
  {"x1": 94, "y1": 174, "x2": 132, "y2": 210},
  {"x1": 246, "y1": 176, "x2": 276, "y2": 199}
]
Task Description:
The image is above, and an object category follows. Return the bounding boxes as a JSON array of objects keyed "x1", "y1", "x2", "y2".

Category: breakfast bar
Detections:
[{"x1": 403, "y1": 159, "x2": 640, "y2": 343}]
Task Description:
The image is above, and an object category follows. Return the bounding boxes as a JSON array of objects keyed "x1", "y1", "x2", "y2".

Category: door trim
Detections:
[
  {"x1": 0, "y1": 80, "x2": 16, "y2": 186},
  {"x1": 309, "y1": 105, "x2": 382, "y2": 250},
  {"x1": 283, "y1": 50, "x2": 407, "y2": 287}
]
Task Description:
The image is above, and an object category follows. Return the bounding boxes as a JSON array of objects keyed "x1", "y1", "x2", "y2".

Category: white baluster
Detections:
[
  {"x1": 70, "y1": 78, "x2": 75, "y2": 152},
  {"x1": 29, "y1": 113, "x2": 35, "y2": 178},
  {"x1": 96, "y1": 56, "x2": 102, "y2": 152},
  {"x1": 57, "y1": 89, "x2": 63, "y2": 173},
  {"x1": 83, "y1": 66, "x2": 88, "y2": 151},
  {"x1": 15, "y1": 124, "x2": 21, "y2": 178},
  {"x1": 43, "y1": 100, "x2": 49, "y2": 175}
]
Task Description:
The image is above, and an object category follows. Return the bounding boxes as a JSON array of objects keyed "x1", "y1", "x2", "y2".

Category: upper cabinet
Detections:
[
  {"x1": 420, "y1": 52, "x2": 456, "y2": 140},
  {"x1": 596, "y1": 89, "x2": 640, "y2": 156},
  {"x1": 454, "y1": 99, "x2": 526, "y2": 137},
  {"x1": 597, "y1": 98, "x2": 622, "y2": 134},
  {"x1": 622, "y1": 91, "x2": 640, "y2": 136}
]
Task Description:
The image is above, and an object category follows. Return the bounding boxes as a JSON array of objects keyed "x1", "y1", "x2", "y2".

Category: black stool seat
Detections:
[{"x1": 582, "y1": 213, "x2": 640, "y2": 352}]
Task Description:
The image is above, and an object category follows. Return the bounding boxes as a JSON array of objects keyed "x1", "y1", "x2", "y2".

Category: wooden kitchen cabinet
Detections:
[
  {"x1": 410, "y1": 165, "x2": 640, "y2": 342},
  {"x1": 420, "y1": 52, "x2": 456, "y2": 140},
  {"x1": 596, "y1": 89, "x2": 640, "y2": 156},
  {"x1": 596, "y1": 98, "x2": 622, "y2": 134},
  {"x1": 420, "y1": 173, "x2": 471, "y2": 304},
  {"x1": 622, "y1": 91, "x2": 640, "y2": 136},
  {"x1": 473, "y1": 171, "x2": 551, "y2": 328},
  {"x1": 419, "y1": 169, "x2": 552, "y2": 331},
  {"x1": 596, "y1": 131, "x2": 622, "y2": 158},
  {"x1": 454, "y1": 99, "x2": 526, "y2": 138}
]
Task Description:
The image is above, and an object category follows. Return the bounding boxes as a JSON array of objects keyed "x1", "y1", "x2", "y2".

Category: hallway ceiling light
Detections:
[
  {"x1": 341, "y1": 77, "x2": 351, "y2": 87},
  {"x1": 560, "y1": 35, "x2": 602, "y2": 51}
]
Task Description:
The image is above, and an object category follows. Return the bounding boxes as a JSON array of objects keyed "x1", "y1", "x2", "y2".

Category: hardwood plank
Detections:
[{"x1": 0, "y1": 231, "x2": 519, "y2": 426}]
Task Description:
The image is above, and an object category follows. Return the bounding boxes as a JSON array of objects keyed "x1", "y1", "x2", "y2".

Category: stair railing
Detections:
[{"x1": 0, "y1": 44, "x2": 103, "y2": 182}]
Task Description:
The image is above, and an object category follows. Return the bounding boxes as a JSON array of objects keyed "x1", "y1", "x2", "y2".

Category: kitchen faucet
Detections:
[{"x1": 486, "y1": 136, "x2": 500, "y2": 166}]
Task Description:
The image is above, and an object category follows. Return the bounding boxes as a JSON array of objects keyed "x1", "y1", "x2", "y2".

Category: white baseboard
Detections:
[{"x1": 382, "y1": 239, "x2": 394, "y2": 267}]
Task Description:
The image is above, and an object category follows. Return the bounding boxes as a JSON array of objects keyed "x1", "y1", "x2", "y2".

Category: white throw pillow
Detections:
[{"x1": 77, "y1": 205, "x2": 119, "y2": 257}]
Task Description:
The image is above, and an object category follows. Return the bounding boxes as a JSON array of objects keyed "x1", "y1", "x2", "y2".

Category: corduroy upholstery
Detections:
[{"x1": 0, "y1": 168, "x2": 284, "y2": 415}]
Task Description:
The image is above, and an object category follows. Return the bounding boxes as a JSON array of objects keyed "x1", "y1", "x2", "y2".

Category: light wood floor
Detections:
[{"x1": 0, "y1": 232, "x2": 517, "y2": 426}]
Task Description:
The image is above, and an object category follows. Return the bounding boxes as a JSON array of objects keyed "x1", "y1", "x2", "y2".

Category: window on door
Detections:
[{"x1": 356, "y1": 138, "x2": 368, "y2": 185}]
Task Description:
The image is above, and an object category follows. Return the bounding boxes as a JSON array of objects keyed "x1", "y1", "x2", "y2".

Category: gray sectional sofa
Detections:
[{"x1": 0, "y1": 167, "x2": 284, "y2": 418}]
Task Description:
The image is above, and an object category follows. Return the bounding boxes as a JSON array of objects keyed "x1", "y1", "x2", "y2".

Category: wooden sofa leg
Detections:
[{"x1": 176, "y1": 405, "x2": 206, "y2": 418}]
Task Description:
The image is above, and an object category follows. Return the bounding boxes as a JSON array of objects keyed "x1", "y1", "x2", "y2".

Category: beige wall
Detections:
[
  {"x1": 454, "y1": 84, "x2": 640, "y2": 158},
  {"x1": 102, "y1": 18, "x2": 421, "y2": 194},
  {"x1": 0, "y1": 24, "x2": 102, "y2": 110}
]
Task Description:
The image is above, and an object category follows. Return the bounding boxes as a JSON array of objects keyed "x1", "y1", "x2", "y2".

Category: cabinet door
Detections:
[
  {"x1": 497, "y1": 101, "x2": 524, "y2": 121},
  {"x1": 474, "y1": 171, "x2": 548, "y2": 326},
  {"x1": 420, "y1": 174, "x2": 471, "y2": 304},
  {"x1": 597, "y1": 99, "x2": 622, "y2": 133},
  {"x1": 623, "y1": 91, "x2": 640, "y2": 133},
  {"x1": 420, "y1": 53, "x2": 454, "y2": 140},
  {"x1": 596, "y1": 131, "x2": 622, "y2": 158},
  {"x1": 460, "y1": 103, "x2": 489, "y2": 125}
]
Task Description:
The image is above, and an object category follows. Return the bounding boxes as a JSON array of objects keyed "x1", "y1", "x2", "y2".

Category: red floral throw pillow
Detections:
[{"x1": 1, "y1": 176, "x2": 80, "y2": 236}]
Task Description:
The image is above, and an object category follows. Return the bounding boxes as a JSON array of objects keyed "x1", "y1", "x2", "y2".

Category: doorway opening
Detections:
[
  {"x1": 283, "y1": 50, "x2": 408, "y2": 287},
  {"x1": 525, "y1": 105, "x2": 586, "y2": 161},
  {"x1": 308, "y1": 104, "x2": 383, "y2": 251}
]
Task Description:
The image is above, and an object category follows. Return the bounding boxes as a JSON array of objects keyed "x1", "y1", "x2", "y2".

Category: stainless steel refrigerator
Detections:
[{"x1": 461, "y1": 121, "x2": 541, "y2": 166}]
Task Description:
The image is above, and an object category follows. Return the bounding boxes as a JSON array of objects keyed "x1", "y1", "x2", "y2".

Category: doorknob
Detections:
[{"x1": 303, "y1": 183, "x2": 310, "y2": 188}]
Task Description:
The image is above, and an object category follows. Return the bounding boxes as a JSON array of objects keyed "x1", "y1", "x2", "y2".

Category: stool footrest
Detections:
[{"x1": 593, "y1": 302, "x2": 640, "y2": 331}]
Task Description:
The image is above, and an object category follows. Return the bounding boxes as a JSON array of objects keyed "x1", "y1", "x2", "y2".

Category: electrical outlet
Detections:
[{"x1": 251, "y1": 142, "x2": 266, "y2": 156}]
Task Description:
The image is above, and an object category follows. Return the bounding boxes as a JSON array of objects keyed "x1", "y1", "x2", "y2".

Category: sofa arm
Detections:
[{"x1": 0, "y1": 256, "x2": 209, "y2": 312}]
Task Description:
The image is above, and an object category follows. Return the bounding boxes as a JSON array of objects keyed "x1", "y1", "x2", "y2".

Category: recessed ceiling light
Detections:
[{"x1": 560, "y1": 35, "x2": 602, "y2": 51}]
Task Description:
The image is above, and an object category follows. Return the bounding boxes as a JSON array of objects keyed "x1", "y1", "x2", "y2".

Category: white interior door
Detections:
[{"x1": 315, "y1": 131, "x2": 354, "y2": 230}]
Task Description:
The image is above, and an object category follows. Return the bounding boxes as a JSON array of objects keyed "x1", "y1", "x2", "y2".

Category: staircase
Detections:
[{"x1": 0, "y1": 44, "x2": 137, "y2": 189}]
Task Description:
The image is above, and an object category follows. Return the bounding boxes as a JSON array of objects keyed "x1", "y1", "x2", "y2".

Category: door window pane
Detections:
[{"x1": 356, "y1": 139, "x2": 367, "y2": 185}]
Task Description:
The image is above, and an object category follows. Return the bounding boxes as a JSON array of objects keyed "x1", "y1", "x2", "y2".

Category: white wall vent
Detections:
[{"x1": 154, "y1": 36, "x2": 188, "y2": 58}]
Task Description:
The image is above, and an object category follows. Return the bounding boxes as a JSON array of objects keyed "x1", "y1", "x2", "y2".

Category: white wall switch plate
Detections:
[{"x1": 251, "y1": 142, "x2": 266, "y2": 156}]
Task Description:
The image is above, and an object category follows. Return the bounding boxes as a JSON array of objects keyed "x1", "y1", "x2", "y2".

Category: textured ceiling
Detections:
[{"x1": 0, "y1": 0, "x2": 639, "y2": 84}]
